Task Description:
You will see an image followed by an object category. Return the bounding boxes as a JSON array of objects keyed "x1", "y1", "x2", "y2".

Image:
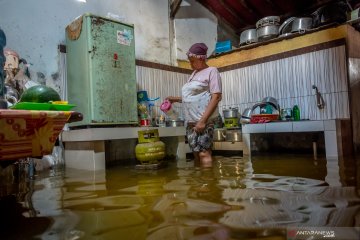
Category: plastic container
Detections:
[
  {"x1": 251, "y1": 114, "x2": 279, "y2": 123},
  {"x1": 293, "y1": 105, "x2": 300, "y2": 121},
  {"x1": 160, "y1": 99, "x2": 178, "y2": 120},
  {"x1": 215, "y1": 40, "x2": 231, "y2": 54}
]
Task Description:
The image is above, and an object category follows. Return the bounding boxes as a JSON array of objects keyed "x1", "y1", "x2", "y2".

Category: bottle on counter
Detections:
[{"x1": 293, "y1": 105, "x2": 300, "y2": 121}]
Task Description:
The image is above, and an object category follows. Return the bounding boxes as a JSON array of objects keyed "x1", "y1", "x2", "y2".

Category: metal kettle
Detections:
[{"x1": 240, "y1": 108, "x2": 252, "y2": 124}]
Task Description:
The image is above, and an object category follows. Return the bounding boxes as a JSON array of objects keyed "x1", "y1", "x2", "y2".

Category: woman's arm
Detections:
[{"x1": 166, "y1": 96, "x2": 182, "y2": 103}]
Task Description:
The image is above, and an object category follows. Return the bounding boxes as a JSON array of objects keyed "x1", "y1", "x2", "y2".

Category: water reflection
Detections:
[{"x1": 0, "y1": 154, "x2": 359, "y2": 239}]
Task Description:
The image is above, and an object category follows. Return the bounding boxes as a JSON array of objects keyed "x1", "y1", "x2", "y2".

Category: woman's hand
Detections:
[
  {"x1": 194, "y1": 93, "x2": 222, "y2": 132},
  {"x1": 194, "y1": 120, "x2": 206, "y2": 133}
]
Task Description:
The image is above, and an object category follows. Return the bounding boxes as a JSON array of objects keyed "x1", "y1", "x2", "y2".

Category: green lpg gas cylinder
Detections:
[
  {"x1": 138, "y1": 129, "x2": 160, "y2": 143},
  {"x1": 135, "y1": 141, "x2": 165, "y2": 164}
]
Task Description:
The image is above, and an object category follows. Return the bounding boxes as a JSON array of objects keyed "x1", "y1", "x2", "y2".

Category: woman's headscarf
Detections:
[{"x1": 186, "y1": 43, "x2": 208, "y2": 60}]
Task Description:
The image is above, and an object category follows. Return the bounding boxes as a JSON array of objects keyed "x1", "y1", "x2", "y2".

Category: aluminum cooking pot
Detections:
[
  {"x1": 213, "y1": 128, "x2": 226, "y2": 141},
  {"x1": 257, "y1": 25, "x2": 279, "y2": 41},
  {"x1": 291, "y1": 17, "x2": 313, "y2": 33},
  {"x1": 311, "y1": 2, "x2": 347, "y2": 28},
  {"x1": 256, "y1": 16, "x2": 280, "y2": 28},
  {"x1": 225, "y1": 130, "x2": 242, "y2": 142},
  {"x1": 166, "y1": 119, "x2": 184, "y2": 127},
  {"x1": 223, "y1": 107, "x2": 239, "y2": 118},
  {"x1": 240, "y1": 29, "x2": 257, "y2": 45}
]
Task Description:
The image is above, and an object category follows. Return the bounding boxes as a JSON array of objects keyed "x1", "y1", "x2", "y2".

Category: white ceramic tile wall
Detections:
[
  {"x1": 136, "y1": 45, "x2": 349, "y2": 121},
  {"x1": 136, "y1": 66, "x2": 189, "y2": 117},
  {"x1": 219, "y1": 45, "x2": 350, "y2": 120}
]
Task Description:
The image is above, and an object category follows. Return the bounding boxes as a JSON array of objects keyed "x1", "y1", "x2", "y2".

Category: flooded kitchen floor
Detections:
[{"x1": 1, "y1": 154, "x2": 360, "y2": 240}]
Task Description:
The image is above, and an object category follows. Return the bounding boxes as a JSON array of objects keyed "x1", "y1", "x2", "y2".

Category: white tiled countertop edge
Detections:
[
  {"x1": 61, "y1": 126, "x2": 186, "y2": 142},
  {"x1": 242, "y1": 120, "x2": 337, "y2": 134}
]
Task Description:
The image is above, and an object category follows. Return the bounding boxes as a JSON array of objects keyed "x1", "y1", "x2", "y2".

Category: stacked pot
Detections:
[
  {"x1": 239, "y1": 29, "x2": 258, "y2": 46},
  {"x1": 256, "y1": 16, "x2": 280, "y2": 42}
]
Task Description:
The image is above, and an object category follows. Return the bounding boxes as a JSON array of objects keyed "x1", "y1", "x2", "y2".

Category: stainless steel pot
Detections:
[
  {"x1": 256, "y1": 16, "x2": 280, "y2": 28},
  {"x1": 311, "y1": 2, "x2": 347, "y2": 28},
  {"x1": 279, "y1": 33, "x2": 293, "y2": 38},
  {"x1": 213, "y1": 128, "x2": 226, "y2": 141},
  {"x1": 240, "y1": 29, "x2": 257, "y2": 45},
  {"x1": 223, "y1": 107, "x2": 239, "y2": 118},
  {"x1": 225, "y1": 130, "x2": 242, "y2": 142},
  {"x1": 166, "y1": 119, "x2": 184, "y2": 127},
  {"x1": 257, "y1": 25, "x2": 279, "y2": 41},
  {"x1": 291, "y1": 17, "x2": 313, "y2": 33}
]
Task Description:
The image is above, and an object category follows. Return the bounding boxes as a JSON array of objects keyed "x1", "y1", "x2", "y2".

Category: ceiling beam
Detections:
[{"x1": 170, "y1": 0, "x2": 183, "y2": 19}]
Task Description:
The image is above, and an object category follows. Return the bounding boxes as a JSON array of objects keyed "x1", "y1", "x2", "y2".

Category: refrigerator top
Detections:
[{"x1": 68, "y1": 12, "x2": 134, "y2": 28}]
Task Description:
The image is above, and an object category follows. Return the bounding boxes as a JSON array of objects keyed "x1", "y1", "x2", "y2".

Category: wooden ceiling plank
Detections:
[
  {"x1": 224, "y1": 0, "x2": 258, "y2": 24},
  {"x1": 239, "y1": 0, "x2": 262, "y2": 19},
  {"x1": 218, "y1": 0, "x2": 248, "y2": 26},
  {"x1": 195, "y1": 0, "x2": 241, "y2": 32},
  {"x1": 246, "y1": 0, "x2": 279, "y2": 16}
]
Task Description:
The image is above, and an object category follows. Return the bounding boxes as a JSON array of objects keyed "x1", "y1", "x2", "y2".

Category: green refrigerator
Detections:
[{"x1": 66, "y1": 13, "x2": 138, "y2": 127}]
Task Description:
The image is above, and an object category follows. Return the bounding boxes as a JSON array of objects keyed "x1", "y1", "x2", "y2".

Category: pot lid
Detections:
[{"x1": 223, "y1": 107, "x2": 238, "y2": 111}]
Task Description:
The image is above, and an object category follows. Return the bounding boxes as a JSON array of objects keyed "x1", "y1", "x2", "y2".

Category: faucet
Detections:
[{"x1": 312, "y1": 85, "x2": 325, "y2": 109}]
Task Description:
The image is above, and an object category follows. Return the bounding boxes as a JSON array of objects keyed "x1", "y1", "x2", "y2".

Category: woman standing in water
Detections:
[{"x1": 166, "y1": 43, "x2": 222, "y2": 166}]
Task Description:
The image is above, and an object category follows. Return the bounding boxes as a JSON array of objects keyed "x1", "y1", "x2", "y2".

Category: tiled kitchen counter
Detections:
[
  {"x1": 242, "y1": 119, "x2": 350, "y2": 159},
  {"x1": 61, "y1": 126, "x2": 188, "y2": 170}
]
